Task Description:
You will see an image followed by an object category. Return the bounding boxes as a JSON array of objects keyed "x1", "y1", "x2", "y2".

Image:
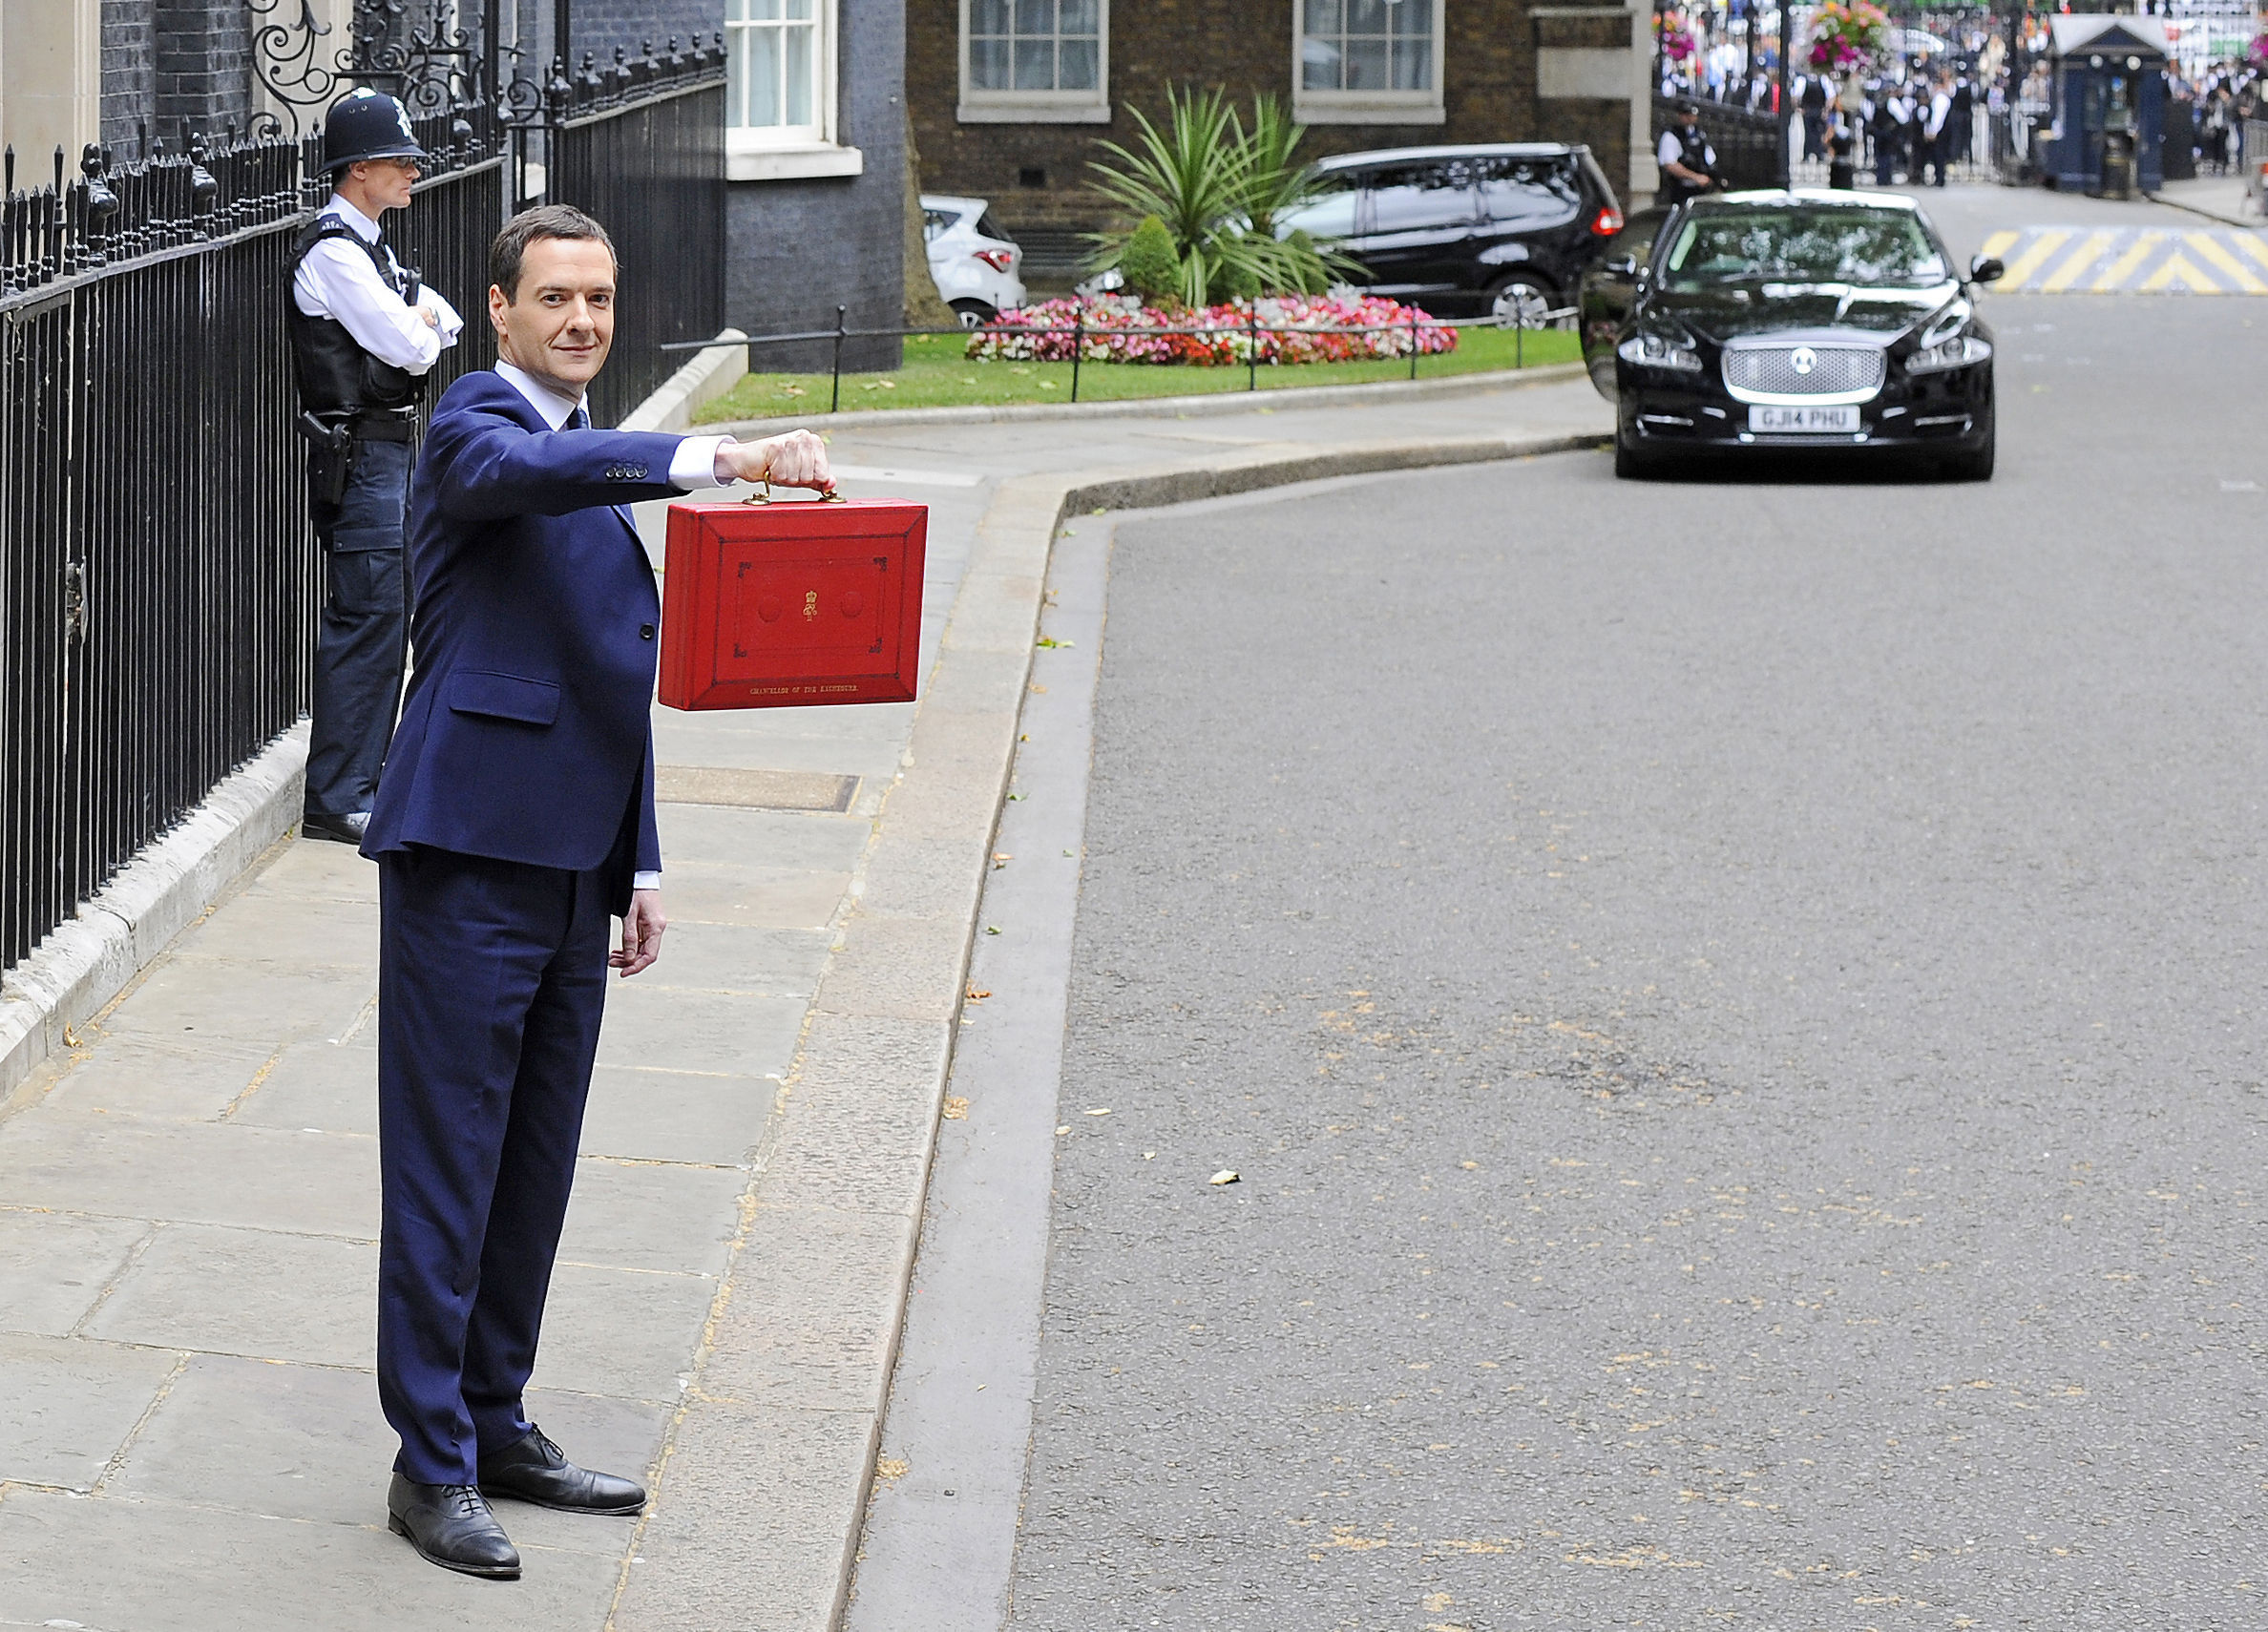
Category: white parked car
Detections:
[{"x1": 922, "y1": 194, "x2": 1025, "y2": 327}]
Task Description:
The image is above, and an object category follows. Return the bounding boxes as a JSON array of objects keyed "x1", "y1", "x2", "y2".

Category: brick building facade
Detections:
[
  {"x1": 906, "y1": 0, "x2": 1650, "y2": 280},
  {"x1": 95, "y1": 0, "x2": 255, "y2": 154}
]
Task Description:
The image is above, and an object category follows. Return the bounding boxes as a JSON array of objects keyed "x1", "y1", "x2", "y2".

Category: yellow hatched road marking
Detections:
[
  {"x1": 2231, "y1": 233, "x2": 2268, "y2": 275},
  {"x1": 2188, "y1": 232, "x2": 2268, "y2": 293},
  {"x1": 2141, "y1": 250, "x2": 2221, "y2": 292},
  {"x1": 1979, "y1": 229, "x2": 2021, "y2": 262},
  {"x1": 1998, "y1": 229, "x2": 2072, "y2": 288},
  {"x1": 2038, "y1": 231, "x2": 2118, "y2": 293},
  {"x1": 2090, "y1": 230, "x2": 2165, "y2": 291}
]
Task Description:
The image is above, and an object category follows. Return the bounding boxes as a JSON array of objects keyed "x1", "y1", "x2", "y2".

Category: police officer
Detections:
[
  {"x1": 1657, "y1": 101, "x2": 1724, "y2": 205},
  {"x1": 289, "y1": 88, "x2": 465, "y2": 845}
]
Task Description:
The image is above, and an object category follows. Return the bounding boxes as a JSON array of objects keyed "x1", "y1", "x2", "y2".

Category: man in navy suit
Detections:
[{"x1": 363, "y1": 203, "x2": 830, "y2": 1579}]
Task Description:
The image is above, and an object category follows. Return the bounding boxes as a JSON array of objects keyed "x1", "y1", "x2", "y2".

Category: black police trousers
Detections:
[{"x1": 306, "y1": 436, "x2": 412, "y2": 819}]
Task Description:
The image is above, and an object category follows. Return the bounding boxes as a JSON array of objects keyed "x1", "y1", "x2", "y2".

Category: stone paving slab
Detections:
[
  {"x1": 82, "y1": 1224, "x2": 378, "y2": 1368},
  {"x1": 0, "y1": 1485, "x2": 625, "y2": 1632},
  {"x1": 0, "y1": 374, "x2": 1610, "y2": 1630}
]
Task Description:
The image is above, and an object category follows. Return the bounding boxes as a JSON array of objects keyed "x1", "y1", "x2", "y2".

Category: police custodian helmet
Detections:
[{"x1": 322, "y1": 87, "x2": 429, "y2": 174}]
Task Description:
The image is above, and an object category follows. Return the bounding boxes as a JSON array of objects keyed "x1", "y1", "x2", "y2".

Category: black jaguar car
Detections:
[{"x1": 1578, "y1": 190, "x2": 2003, "y2": 480}]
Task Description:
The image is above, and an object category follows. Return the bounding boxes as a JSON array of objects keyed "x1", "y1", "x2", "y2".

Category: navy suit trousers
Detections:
[{"x1": 376, "y1": 846, "x2": 610, "y2": 1485}]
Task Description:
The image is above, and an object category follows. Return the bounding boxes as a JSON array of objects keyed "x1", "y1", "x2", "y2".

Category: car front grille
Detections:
[{"x1": 1721, "y1": 345, "x2": 1887, "y2": 398}]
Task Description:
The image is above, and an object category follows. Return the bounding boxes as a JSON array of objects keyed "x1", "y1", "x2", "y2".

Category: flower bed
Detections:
[{"x1": 966, "y1": 295, "x2": 1459, "y2": 367}]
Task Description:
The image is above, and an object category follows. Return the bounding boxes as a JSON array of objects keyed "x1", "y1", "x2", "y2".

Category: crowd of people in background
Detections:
[
  {"x1": 2160, "y1": 58, "x2": 2263, "y2": 177},
  {"x1": 1657, "y1": 15, "x2": 2265, "y2": 189}
]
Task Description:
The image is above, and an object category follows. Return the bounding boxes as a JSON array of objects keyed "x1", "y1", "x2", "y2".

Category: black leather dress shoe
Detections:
[
  {"x1": 387, "y1": 1474, "x2": 520, "y2": 1580},
  {"x1": 302, "y1": 810, "x2": 369, "y2": 845},
  {"x1": 479, "y1": 1424, "x2": 647, "y2": 1516}
]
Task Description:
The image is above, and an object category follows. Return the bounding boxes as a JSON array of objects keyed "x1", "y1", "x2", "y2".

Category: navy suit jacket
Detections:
[{"x1": 364, "y1": 368, "x2": 684, "y2": 911}]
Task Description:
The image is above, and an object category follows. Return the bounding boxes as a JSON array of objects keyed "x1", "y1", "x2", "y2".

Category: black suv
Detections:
[{"x1": 1279, "y1": 143, "x2": 1625, "y2": 324}]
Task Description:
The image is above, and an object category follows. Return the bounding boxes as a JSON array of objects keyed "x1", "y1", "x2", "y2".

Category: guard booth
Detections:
[{"x1": 2041, "y1": 14, "x2": 2170, "y2": 196}]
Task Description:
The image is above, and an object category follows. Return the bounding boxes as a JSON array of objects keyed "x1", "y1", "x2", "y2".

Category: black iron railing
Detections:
[
  {"x1": 0, "y1": 102, "x2": 503, "y2": 973},
  {"x1": 549, "y1": 80, "x2": 726, "y2": 427},
  {"x1": 1, "y1": 14, "x2": 726, "y2": 975}
]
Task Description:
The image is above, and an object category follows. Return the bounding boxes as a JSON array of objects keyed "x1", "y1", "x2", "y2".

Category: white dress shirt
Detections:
[
  {"x1": 490, "y1": 360, "x2": 744, "y2": 894},
  {"x1": 291, "y1": 194, "x2": 465, "y2": 372}
]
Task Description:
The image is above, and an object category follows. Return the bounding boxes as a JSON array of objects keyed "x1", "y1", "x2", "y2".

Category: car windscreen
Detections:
[{"x1": 1659, "y1": 207, "x2": 1946, "y2": 288}]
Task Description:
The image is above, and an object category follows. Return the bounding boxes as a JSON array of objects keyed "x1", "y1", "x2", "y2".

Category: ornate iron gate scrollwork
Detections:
[
  {"x1": 251, "y1": 0, "x2": 545, "y2": 134},
  {"x1": 251, "y1": 2, "x2": 725, "y2": 137}
]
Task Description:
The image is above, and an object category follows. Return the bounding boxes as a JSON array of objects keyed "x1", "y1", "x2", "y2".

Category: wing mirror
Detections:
[
  {"x1": 1603, "y1": 255, "x2": 1640, "y2": 279},
  {"x1": 1968, "y1": 255, "x2": 2006, "y2": 284}
]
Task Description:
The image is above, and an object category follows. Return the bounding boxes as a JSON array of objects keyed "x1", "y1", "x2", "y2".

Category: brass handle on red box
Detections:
[{"x1": 744, "y1": 479, "x2": 846, "y2": 506}]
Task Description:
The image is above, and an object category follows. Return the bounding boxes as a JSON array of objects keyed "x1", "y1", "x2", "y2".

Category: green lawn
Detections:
[{"x1": 693, "y1": 325, "x2": 1584, "y2": 423}]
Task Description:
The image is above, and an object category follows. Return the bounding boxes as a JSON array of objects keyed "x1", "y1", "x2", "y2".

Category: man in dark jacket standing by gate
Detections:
[{"x1": 288, "y1": 88, "x2": 465, "y2": 845}]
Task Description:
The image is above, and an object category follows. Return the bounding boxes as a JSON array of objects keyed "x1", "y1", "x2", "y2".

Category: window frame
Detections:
[
  {"x1": 957, "y1": 0, "x2": 1112, "y2": 125},
  {"x1": 1292, "y1": 0, "x2": 1448, "y2": 126},
  {"x1": 725, "y1": 0, "x2": 864, "y2": 180}
]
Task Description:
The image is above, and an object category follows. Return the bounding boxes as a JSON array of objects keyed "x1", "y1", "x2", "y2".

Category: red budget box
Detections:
[{"x1": 659, "y1": 494, "x2": 929, "y2": 711}]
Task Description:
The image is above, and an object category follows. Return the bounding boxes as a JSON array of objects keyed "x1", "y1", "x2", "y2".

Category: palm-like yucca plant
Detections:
[
  {"x1": 1234, "y1": 92, "x2": 1364, "y2": 295},
  {"x1": 1085, "y1": 87, "x2": 1354, "y2": 305},
  {"x1": 1238, "y1": 93, "x2": 1311, "y2": 240}
]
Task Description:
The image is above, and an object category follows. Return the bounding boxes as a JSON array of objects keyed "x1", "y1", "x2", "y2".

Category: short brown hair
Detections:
[{"x1": 490, "y1": 204, "x2": 617, "y2": 301}]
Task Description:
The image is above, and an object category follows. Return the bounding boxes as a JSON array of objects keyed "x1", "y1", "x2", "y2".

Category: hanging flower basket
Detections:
[{"x1": 1807, "y1": 0, "x2": 1889, "y2": 72}]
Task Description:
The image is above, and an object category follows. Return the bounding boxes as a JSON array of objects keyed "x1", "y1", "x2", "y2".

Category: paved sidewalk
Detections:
[
  {"x1": 2152, "y1": 173, "x2": 2259, "y2": 229},
  {"x1": 0, "y1": 372, "x2": 1608, "y2": 1631}
]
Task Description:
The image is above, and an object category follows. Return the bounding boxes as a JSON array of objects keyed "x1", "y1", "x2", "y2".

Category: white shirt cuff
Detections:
[
  {"x1": 670, "y1": 434, "x2": 736, "y2": 491},
  {"x1": 632, "y1": 870, "x2": 662, "y2": 891}
]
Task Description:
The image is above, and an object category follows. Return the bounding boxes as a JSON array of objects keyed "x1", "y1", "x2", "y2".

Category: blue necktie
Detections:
[{"x1": 570, "y1": 406, "x2": 591, "y2": 430}]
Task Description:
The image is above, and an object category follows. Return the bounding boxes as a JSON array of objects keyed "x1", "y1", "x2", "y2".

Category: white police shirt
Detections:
[
  {"x1": 491, "y1": 358, "x2": 744, "y2": 895},
  {"x1": 292, "y1": 193, "x2": 466, "y2": 372}
]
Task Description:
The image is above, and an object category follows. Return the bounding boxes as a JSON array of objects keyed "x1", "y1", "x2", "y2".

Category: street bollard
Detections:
[
  {"x1": 1248, "y1": 302, "x2": 1258, "y2": 392},
  {"x1": 1072, "y1": 304, "x2": 1083, "y2": 403},
  {"x1": 830, "y1": 303, "x2": 847, "y2": 413},
  {"x1": 1409, "y1": 309, "x2": 1418, "y2": 381}
]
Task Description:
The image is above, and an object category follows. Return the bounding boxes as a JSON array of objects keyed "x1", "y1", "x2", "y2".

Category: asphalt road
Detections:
[{"x1": 997, "y1": 293, "x2": 2268, "y2": 1632}]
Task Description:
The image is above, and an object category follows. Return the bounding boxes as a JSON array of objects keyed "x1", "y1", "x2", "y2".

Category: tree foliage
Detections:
[{"x1": 1084, "y1": 87, "x2": 1359, "y2": 306}]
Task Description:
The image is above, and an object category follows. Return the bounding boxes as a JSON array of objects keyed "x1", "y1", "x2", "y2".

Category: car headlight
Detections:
[
  {"x1": 1617, "y1": 329, "x2": 1703, "y2": 373},
  {"x1": 1906, "y1": 333, "x2": 1992, "y2": 374},
  {"x1": 1906, "y1": 301, "x2": 1990, "y2": 373}
]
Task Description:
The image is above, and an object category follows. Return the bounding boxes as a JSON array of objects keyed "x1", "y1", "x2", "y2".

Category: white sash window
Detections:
[
  {"x1": 1294, "y1": 0, "x2": 1447, "y2": 124},
  {"x1": 727, "y1": 0, "x2": 863, "y2": 178},
  {"x1": 958, "y1": 0, "x2": 1111, "y2": 123}
]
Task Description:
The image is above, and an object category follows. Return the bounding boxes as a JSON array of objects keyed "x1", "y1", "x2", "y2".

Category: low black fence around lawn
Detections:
[{"x1": 664, "y1": 304, "x2": 1580, "y2": 413}]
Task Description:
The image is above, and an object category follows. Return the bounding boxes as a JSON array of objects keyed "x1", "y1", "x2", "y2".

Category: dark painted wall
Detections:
[
  {"x1": 100, "y1": 0, "x2": 155, "y2": 154},
  {"x1": 574, "y1": 0, "x2": 722, "y2": 60},
  {"x1": 725, "y1": 0, "x2": 906, "y2": 372}
]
